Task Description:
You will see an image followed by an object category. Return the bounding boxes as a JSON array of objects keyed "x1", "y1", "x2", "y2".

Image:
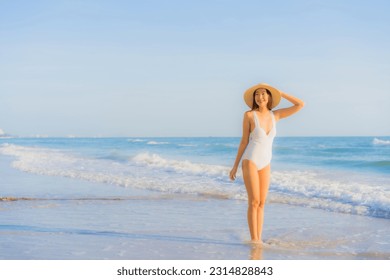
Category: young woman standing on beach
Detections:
[{"x1": 229, "y1": 83, "x2": 304, "y2": 244}]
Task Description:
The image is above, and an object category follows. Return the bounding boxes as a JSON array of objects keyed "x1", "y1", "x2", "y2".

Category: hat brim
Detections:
[{"x1": 243, "y1": 83, "x2": 281, "y2": 109}]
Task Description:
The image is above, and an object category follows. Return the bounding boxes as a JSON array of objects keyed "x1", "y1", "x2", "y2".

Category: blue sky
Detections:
[{"x1": 1, "y1": 0, "x2": 389, "y2": 137}]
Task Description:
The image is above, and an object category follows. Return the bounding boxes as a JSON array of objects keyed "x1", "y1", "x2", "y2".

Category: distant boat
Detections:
[
  {"x1": 0, "y1": 134, "x2": 13, "y2": 138},
  {"x1": 0, "y1": 129, "x2": 13, "y2": 138}
]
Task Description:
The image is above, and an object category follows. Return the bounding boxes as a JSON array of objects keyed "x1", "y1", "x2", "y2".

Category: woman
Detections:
[{"x1": 229, "y1": 83, "x2": 304, "y2": 244}]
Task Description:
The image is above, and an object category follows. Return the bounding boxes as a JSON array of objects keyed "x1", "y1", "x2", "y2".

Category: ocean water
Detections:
[{"x1": 1, "y1": 136, "x2": 389, "y2": 219}]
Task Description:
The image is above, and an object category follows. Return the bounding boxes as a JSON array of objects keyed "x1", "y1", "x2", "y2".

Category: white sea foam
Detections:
[
  {"x1": 1, "y1": 144, "x2": 389, "y2": 218},
  {"x1": 132, "y1": 152, "x2": 230, "y2": 177},
  {"x1": 271, "y1": 170, "x2": 390, "y2": 218},
  {"x1": 127, "y1": 139, "x2": 146, "y2": 143},
  {"x1": 146, "y1": 141, "x2": 169, "y2": 145},
  {"x1": 373, "y1": 138, "x2": 390, "y2": 146},
  {"x1": 178, "y1": 144, "x2": 198, "y2": 147},
  {"x1": 0, "y1": 144, "x2": 242, "y2": 200}
]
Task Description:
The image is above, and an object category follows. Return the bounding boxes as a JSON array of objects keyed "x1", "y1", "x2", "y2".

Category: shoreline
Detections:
[{"x1": 1, "y1": 191, "x2": 389, "y2": 259}]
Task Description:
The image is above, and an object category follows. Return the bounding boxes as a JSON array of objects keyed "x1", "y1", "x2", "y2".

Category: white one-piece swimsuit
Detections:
[{"x1": 242, "y1": 110, "x2": 276, "y2": 170}]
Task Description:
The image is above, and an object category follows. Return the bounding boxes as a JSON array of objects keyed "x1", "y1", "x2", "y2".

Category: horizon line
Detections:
[{"x1": 1, "y1": 135, "x2": 389, "y2": 139}]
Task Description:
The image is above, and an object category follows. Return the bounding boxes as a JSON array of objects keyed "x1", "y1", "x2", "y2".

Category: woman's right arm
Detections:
[{"x1": 229, "y1": 112, "x2": 250, "y2": 181}]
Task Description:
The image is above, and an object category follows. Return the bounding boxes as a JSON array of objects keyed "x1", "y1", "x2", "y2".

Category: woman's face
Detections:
[{"x1": 254, "y1": 88, "x2": 269, "y2": 106}]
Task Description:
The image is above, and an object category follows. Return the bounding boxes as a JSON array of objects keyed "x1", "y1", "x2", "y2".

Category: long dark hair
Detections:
[{"x1": 251, "y1": 89, "x2": 273, "y2": 110}]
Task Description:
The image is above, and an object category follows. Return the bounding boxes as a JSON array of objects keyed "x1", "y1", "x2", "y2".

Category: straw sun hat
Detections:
[{"x1": 243, "y1": 83, "x2": 281, "y2": 109}]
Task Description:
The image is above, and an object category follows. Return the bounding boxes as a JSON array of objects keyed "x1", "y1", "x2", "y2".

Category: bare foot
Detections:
[{"x1": 250, "y1": 240, "x2": 264, "y2": 247}]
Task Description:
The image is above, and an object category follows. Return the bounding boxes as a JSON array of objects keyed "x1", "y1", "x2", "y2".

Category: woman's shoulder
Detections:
[
  {"x1": 244, "y1": 110, "x2": 253, "y2": 117},
  {"x1": 243, "y1": 110, "x2": 255, "y2": 122}
]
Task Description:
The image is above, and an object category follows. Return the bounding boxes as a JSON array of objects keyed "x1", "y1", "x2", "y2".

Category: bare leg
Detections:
[
  {"x1": 242, "y1": 159, "x2": 260, "y2": 241},
  {"x1": 257, "y1": 164, "x2": 270, "y2": 242}
]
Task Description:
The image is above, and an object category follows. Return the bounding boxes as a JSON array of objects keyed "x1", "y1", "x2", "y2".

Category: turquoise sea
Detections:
[{"x1": 1, "y1": 136, "x2": 389, "y2": 219}]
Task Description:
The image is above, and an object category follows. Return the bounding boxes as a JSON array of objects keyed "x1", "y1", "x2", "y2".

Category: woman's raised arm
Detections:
[{"x1": 274, "y1": 91, "x2": 305, "y2": 121}]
